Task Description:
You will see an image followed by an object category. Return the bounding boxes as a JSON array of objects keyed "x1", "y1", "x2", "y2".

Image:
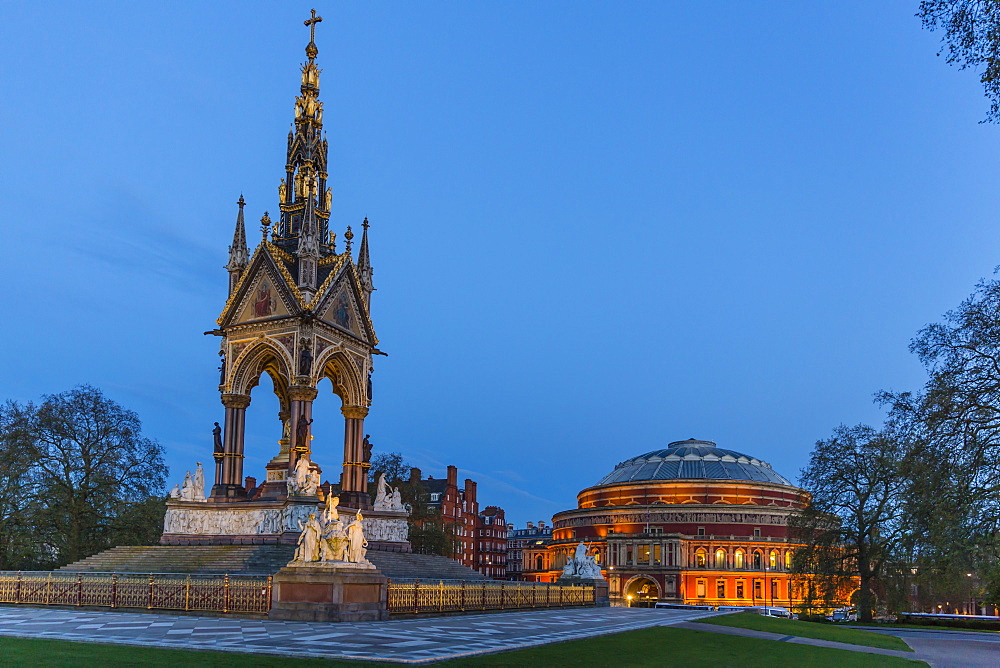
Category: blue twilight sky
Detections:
[{"x1": 2, "y1": 2, "x2": 999, "y2": 526}]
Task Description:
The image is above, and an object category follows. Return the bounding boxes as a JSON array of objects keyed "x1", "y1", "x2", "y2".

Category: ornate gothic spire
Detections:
[
  {"x1": 225, "y1": 195, "x2": 249, "y2": 295},
  {"x1": 357, "y1": 217, "x2": 374, "y2": 308},
  {"x1": 273, "y1": 9, "x2": 331, "y2": 255}
]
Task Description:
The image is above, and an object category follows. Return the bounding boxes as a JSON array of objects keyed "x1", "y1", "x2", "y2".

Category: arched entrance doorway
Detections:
[{"x1": 624, "y1": 576, "x2": 660, "y2": 605}]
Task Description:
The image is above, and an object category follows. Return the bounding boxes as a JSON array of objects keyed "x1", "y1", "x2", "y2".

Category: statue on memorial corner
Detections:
[
  {"x1": 169, "y1": 483, "x2": 181, "y2": 499},
  {"x1": 298, "y1": 341, "x2": 313, "y2": 377},
  {"x1": 295, "y1": 415, "x2": 313, "y2": 450},
  {"x1": 293, "y1": 512, "x2": 323, "y2": 563},
  {"x1": 389, "y1": 487, "x2": 403, "y2": 512},
  {"x1": 362, "y1": 434, "x2": 373, "y2": 463},
  {"x1": 192, "y1": 462, "x2": 206, "y2": 502},
  {"x1": 180, "y1": 471, "x2": 194, "y2": 501},
  {"x1": 218, "y1": 351, "x2": 226, "y2": 386},
  {"x1": 212, "y1": 422, "x2": 223, "y2": 457},
  {"x1": 346, "y1": 511, "x2": 368, "y2": 564},
  {"x1": 373, "y1": 472, "x2": 390, "y2": 508}
]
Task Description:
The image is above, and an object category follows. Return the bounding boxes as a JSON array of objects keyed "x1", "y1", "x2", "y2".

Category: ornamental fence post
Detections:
[
  {"x1": 185, "y1": 574, "x2": 191, "y2": 612},
  {"x1": 224, "y1": 574, "x2": 230, "y2": 614},
  {"x1": 460, "y1": 581, "x2": 466, "y2": 611},
  {"x1": 16, "y1": 571, "x2": 21, "y2": 605},
  {"x1": 111, "y1": 573, "x2": 117, "y2": 609},
  {"x1": 147, "y1": 574, "x2": 154, "y2": 609},
  {"x1": 77, "y1": 573, "x2": 82, "y2": 606},
  {"x1": 500, "y1": 581, "x2": 505, "y2": 610},
  {"x1": 46, "y1": 572, "x2": 52, "y2": 605}
]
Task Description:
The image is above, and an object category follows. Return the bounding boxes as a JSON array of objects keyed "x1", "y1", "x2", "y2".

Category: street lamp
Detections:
[{"x1": 765, "y1": 561, "x2": 770, "y2": 612}]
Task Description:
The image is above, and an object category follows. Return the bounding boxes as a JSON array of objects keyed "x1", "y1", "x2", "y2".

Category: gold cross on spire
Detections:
[{"x1": 304, "y1": 8, "x2": 323, "y2": 43}]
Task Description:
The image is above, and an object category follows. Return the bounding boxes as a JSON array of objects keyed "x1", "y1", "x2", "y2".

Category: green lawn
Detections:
[
  {"x1": 702, "y1": 612, "x2": 913, "y2": 651},
  {"x1": 0, "y1": 627, "x2": 926, "y2": 667}
]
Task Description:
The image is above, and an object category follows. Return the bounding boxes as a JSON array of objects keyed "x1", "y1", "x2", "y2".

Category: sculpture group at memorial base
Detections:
[
  {"x1": 560, "y1": 542, "x2": 605, "y2": 581},
  {"x1": 289, "y1": 503, "x2": 373, "y2": 568},
  {"x1": 169, "y1": 462, "x2": 206, "y2": 502},
  {"x1": 372, "y1": 473, "x2": 405, "y2": 512},
  {"x1": 286, "y1": 454, "x2": 320, "y2": 497}
]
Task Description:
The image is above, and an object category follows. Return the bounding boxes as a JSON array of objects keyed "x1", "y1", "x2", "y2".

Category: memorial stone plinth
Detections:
[{"x1": 269, "y1": 562, "x2": 388, "y2": 622}]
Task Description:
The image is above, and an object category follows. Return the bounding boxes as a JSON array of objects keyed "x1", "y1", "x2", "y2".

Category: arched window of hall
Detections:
[
  {"x1": 695, "y1": 548, "x2": 707, "y2": 568},
  {"x1": 769, "y1": 550, "x2": 778, "y2": 570},
  {"x1": 715, "y1": 548, "x2": 727, "y2": 569},
  {"x1": 753, "y1": 550, "x2": 762, "y2": 570},
  {"x1": 734, "y1": 549, "x2": 745, "y2": 569}
]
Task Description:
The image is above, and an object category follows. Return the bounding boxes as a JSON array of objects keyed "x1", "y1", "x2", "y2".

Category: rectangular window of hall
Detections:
[
  {"x1": 696, "y1": 580, "x2": 706, "y2": 598},
  {"x1": 716, "y1": 580, "x2": 725, "y2": 598},
  {"x1": 736, "y1": 581, "x2": 745, "y2": 598},
  {"x1": 753, "y1": 580, "x2": 762, "y2": 599}
]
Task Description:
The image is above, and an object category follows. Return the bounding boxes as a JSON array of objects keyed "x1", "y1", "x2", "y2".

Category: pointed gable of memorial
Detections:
[{"x1": 218, "y1": 247, "x2": 301, "y2": 327}]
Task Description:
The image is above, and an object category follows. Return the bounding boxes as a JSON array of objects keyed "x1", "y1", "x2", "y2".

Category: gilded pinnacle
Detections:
[{"x1": 260, "y1": 212, "x2": 272, "y2": 241}]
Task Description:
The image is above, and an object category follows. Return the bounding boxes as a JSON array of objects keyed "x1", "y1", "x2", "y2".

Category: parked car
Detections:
[{"x1": 829, "y1": 608, "x2": 857, "y2": 622}]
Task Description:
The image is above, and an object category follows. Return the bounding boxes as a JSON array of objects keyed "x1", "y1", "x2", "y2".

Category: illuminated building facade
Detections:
[
  {"x1": 410, "y1": 466, "x2": 508, "y2": 578},
  {"x1": 507, "y1": 521, "x2": 552, "y2": 581},
  {"x1": 529, "y1": 439, "x2": 830, "y2": 608},
  {"x1": 476, "y1": 506, "x2": 508, "y2": 579}
]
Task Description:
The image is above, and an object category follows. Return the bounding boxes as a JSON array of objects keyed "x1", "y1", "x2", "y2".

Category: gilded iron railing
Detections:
[
  {"x1": 386, "y1": 579, "x2": 595, "y2": 615},
  {"x1": 0, "y1": 572, "x2": 272, "y2": 615}
]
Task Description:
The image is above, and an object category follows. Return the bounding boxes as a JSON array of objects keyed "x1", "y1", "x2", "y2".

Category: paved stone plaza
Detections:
[{"x1": 0, "y1": 606, "x2": 719, "y2": 663}]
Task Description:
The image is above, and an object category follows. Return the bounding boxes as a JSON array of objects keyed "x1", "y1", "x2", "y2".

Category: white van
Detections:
[{"x1": 760, "y1": 607, "x2": 792, "y2": 618}]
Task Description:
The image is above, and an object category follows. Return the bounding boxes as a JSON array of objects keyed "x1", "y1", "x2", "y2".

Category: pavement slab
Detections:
[{"x1": 0, "y1": 605, "x2": 719, "y2": 664}]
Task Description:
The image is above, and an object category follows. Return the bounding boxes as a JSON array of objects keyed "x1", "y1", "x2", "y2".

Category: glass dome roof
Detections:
[{"x1": 594, "y1": 439, "x2": 793, "y2": 487}]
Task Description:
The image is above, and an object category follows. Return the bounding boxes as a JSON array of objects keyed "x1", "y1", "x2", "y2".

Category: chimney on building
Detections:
[
  {"x1": 538, "y1": 520, "x2": 546, "y2": 529},
  {"x1": 409, "y1": 467, "x2": 422, "y2": 484},
  {"x1": 527, "y1": 521, "x2": 535, "y2": 529},
  {"x1": 464, "y1": 479, "x2": 477, "y2": 504},
  {"x1": 447, "y1": 465, "x2": 458, "y2": 487}
]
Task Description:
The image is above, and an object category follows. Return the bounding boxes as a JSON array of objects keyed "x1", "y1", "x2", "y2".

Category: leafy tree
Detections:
[
  {"x1": 368, "y1": 451, "x2": 411, "y2": 483},
  {"x1": 918, "y1": 0, "x2": 1000, "y2": 122},
  {"x1": 878, "y1": 276, "x2": 1000, "y2": 605},
  {"x1": 793, "y1": 424, "x2": 910, "y2": 621},
  {"x1": 0, "y1": 400, "x2": 37, "y2": 569},
  {"x1": 0, "y1": 386, "x2": 167, "y2": 568}
]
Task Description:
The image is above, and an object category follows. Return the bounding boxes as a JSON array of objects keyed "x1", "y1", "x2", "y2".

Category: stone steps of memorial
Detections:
[{"x1": 57, "y1": 546, "x2": 490, "y2": 581}]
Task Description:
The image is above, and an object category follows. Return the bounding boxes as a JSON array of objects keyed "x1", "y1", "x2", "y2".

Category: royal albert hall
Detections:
[{"x1": 527, "y1": 439, "x2": 815, "y2": 608}]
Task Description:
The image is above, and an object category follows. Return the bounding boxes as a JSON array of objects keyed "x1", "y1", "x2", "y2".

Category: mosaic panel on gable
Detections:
[{"x1": 237, "y1": 272, "x2": 292, "y2": 324}]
